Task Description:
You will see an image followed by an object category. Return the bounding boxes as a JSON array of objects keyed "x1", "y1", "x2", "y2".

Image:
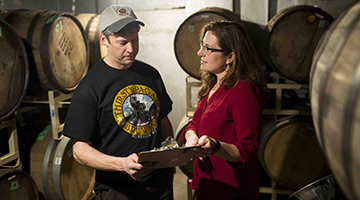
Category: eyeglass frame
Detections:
[{"x1": 199, "y1": 41, "x2": 225, "y2": 55}]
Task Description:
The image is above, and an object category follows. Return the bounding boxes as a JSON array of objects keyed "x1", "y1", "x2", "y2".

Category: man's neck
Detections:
[{"x1": 103, "y1": 56, "x2": 132, "y2": 70}]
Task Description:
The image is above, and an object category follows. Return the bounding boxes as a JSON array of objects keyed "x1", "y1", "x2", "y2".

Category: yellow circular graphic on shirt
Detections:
[{"x1": 113, "y1": 85, "x2": 160, "y2": 138}]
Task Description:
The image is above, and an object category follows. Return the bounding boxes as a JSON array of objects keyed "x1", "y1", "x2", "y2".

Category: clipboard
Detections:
[{"x1": 138, "y1": 146, "x2": 200, "y2": 169}]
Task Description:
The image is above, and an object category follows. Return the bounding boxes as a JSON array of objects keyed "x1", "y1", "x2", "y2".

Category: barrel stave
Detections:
[
  {"x1": 0, "y1": 169, "x2": 39, "y2": 200},
  {"x1": 30, "y1": 125, "x2": 95, "y2": 200},
  {"x1": 175, "y1": 115, "x2": 194, "y2": 179},
  {"x1": 310, "y1": 2, "x2": 360, "y2": 199},
  {"x1": 0, "y1": 9, "x2": 89, "y2": 93},
  {"x1": 259, "y1": 117, "x2": 330, "y2": 190},
  {"x1": 263, "y1": 5, "x2": 333, "y2": 83},
  {"x1": 76, "y1": 13, "x2": 105, "y2": 69},
  {"x1": 0, "y1": 19, "x2": 29, "y2": 121},
  {"x1": 174, "y1": 7, "x2": 241, "y2": 80}
]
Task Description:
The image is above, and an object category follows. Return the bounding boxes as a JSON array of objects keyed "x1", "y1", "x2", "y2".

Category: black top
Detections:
[{"x1": 63, "y1": 59, "x2": 173, "y2": 192}]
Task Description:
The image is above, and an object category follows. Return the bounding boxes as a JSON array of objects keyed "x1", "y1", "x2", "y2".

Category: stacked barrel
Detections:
[
  {"x1": 0, "y1": 9, "x2": 90, "y2": 120},
  {"x1": 76, "y1": 13, "x2": 107, "y2": 70},
  {"x1": 0, "y1": 9, "x2": 105, "y2": 200},
  {"x1": 174, "y1": 7, "x2": 243, "y2": 80},
  {"x1": 259, "y1": 5, "x2": 333, "y2": 193},
  {"x1": 310, "y1": 1, "x2": 360, "y2": 200},
  {"x1": 0, "y1": 18, "x2": 29, "y2": 122}
]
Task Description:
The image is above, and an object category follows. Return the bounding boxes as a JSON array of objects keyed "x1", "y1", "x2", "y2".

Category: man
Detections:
[{"x1": 63, "y1": 5, "x2": 174, "y2": 200}]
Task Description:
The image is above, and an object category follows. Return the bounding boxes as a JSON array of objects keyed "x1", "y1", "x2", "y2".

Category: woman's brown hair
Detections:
[{"x1": 197, "y1": 20, "x2": 268, "y2": 99}]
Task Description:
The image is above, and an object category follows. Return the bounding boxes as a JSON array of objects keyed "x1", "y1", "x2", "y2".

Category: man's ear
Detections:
[
  {"x1": 226, "y1": 52, "x2": 234, "y2": 65},
  {"x1": 99, "y1": 33, "x2": 109, "y2": 47}
]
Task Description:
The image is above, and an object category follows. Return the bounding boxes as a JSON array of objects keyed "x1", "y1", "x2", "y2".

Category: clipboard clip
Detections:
[{"x1": 152, "y1": 136, "x2": 180, "y2": 151}]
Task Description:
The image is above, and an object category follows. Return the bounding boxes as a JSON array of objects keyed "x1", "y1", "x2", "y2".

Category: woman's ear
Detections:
[
  {"x1": 99, "y1": 33, "x2": 109, "y2": 47},
  {"x1": 226, "y1": 52, "x2": 234, "y2": 65}
]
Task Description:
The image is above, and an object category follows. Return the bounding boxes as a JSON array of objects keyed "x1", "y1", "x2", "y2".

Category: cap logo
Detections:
[{"x1": 117, "y1": 7, "x2": 129, "y2": 16}]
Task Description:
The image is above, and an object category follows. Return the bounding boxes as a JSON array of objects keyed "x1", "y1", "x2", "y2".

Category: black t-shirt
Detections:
[{"x1": 63, "y1": 59, "x2": 173, "y2": 192}]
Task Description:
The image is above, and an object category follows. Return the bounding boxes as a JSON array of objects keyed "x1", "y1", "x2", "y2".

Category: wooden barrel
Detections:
[
  {"x1": 174, "y1": 7, "x2": 241, "y2": 80},
  {"x1": 310, "y1": 2, "x2": 360, "y2": 199},
  {"x1": 0, "y1": 9, "x2": 89, "y2": 93},
  {"x1": 76, "y1": 13, "x2": 107, "y2": 69},
  {"x1": 0, "y1": 168, "x2": 39, "y2": 200},
  {"x1": 30, "y1": 125, "x2": 95, "y2": 200},
  {"x1": 262, "y1": 5, "x2": 333, "y2": 83},
  {"x1": 259, "y1": 116, "x2": 330, "y2": 190},
  {"x1": 175, "y1": 115, "x2": 193, "y2": 178},
  {"x1": 0, "y1": 19, "x2": 29, "y2": 121}
]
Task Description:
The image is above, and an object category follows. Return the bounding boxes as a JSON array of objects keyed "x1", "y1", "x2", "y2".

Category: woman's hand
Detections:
[
  {"x1": 195, "y1": 135, "x2": 217, "y2": 160},
  {"x1": 184, "y1": 131, "x2": 217, "y2": 161},
  {"x1": 198, "y1": 135, "x2": 213, "y2": 150},
  {"x1": 184, "y1": 130, "x2": 199, "y2": 147}
]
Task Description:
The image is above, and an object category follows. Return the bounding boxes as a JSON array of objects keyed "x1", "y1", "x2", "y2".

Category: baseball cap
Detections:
[{"x1": 98, "y1": 5, "x2": 145, "y2": 33}]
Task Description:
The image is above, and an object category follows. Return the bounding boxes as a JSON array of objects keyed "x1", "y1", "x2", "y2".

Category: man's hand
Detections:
[{"x1": 121, "y1": 153, "x2": 157, "y2": 180}]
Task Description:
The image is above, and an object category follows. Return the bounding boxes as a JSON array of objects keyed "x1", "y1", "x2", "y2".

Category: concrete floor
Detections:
[{"x1": 173, "y1": 167, "x2": 192, "y2": 200}]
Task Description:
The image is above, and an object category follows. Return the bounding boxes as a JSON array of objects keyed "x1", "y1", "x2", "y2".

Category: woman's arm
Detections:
[{"x1": 186, "y1": 135, "x2": 242, "y2": 162}]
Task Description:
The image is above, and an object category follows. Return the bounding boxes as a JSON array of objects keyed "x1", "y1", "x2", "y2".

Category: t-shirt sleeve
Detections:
[
  {"x1": 232, "y1": 83, "x2": 262, "y2": 167},
  {"x1": 62, "y1": 86, "x2": 99, "y2": 142},
  {"x1": 157, "y1": 76, "x2": 173, "y2": 120}
]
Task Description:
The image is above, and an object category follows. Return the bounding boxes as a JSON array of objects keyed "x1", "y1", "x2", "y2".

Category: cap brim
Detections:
[{"x1": 107, "y1": 17, "x2": 145, "y2": 33}]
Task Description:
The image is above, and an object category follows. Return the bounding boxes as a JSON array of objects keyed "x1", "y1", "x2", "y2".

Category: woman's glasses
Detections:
[{"x1": 200, "y1": 41, "x2": 224, "y2": 55}]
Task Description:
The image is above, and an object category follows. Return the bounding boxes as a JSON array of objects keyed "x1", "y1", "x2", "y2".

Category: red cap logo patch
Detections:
[{"x1": 117, "y1": 7, "x2": 128, "y2": 16}]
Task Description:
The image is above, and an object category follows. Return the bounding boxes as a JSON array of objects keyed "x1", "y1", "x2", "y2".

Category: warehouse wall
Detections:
[
  {"x1": 0, "y1": 0, "x2": 96, "y2": 13},
  {"x1": 0, "y1": 0, "x2": 234, "y2": 134},
  {"x1": 0, "y1": 0, "x2": 358, "y2": 134}
]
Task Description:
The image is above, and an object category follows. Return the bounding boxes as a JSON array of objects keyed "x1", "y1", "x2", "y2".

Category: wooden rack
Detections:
[
  {"x1": 263, "y1": 74, "x2": 312, "y2": 118},
  {"x1": 185, "y1": 75, "x2": 312, "y2": 118},
  {"x1": 185, "y1": 76, "x2": 201, "y2": 117},
  {"x1": 22, "y1": 90, "x2": 73, "y2": 140},
  {"x1": 185, "y1": 178, "x2": 294, "y2": 200},
  {"x1": 259, "y1": 180, "x2": 295, "y2": 199},
  {"x1": 187, "y1": 178, "x2": 193, "y2": 200},
  {"x1": 0, "y1": 117, "x2": 20, "y2": 167}
]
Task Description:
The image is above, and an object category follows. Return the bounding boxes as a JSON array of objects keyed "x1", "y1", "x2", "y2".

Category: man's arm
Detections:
[{"x1": 72, "y1": 140, "x2": 156, "y2": 180}]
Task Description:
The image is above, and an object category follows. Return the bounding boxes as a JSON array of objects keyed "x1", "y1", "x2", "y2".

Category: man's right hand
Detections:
[
  {"x1": 73, "y1": 140, "x2": 156, "y2": 180},
  {"x1": 121, "y1": 153, "x2": 157, "y2": 180}
]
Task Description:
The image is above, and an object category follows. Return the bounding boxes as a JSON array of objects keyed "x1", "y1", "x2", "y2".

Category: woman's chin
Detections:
[{"x1": 200, "y1": 66, "x2": 208, "y2": 72}]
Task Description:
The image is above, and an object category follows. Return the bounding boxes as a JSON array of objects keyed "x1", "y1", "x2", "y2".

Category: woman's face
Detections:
[{"x1": 197, "y1": 31, "x2": 231, "y2": 75}]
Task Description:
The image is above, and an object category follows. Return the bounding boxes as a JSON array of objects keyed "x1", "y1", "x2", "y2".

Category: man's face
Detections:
[{"x1": 104, "y1": 30, "x2": 139, "y2": 69}]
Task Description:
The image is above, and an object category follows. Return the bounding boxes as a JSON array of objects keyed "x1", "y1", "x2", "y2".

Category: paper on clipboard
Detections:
[{"x1": 138, "y1": 146, "x2": 200, "y2": 169}]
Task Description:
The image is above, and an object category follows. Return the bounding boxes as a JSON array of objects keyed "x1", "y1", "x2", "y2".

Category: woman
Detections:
[{"x1": 183, "y1": 20, "x2": 268, "y2": 200}]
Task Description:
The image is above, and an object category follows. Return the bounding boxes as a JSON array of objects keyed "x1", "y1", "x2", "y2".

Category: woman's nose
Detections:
[{"x1": 197, "y1": 48, "x2": 204, "y2": 56}]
